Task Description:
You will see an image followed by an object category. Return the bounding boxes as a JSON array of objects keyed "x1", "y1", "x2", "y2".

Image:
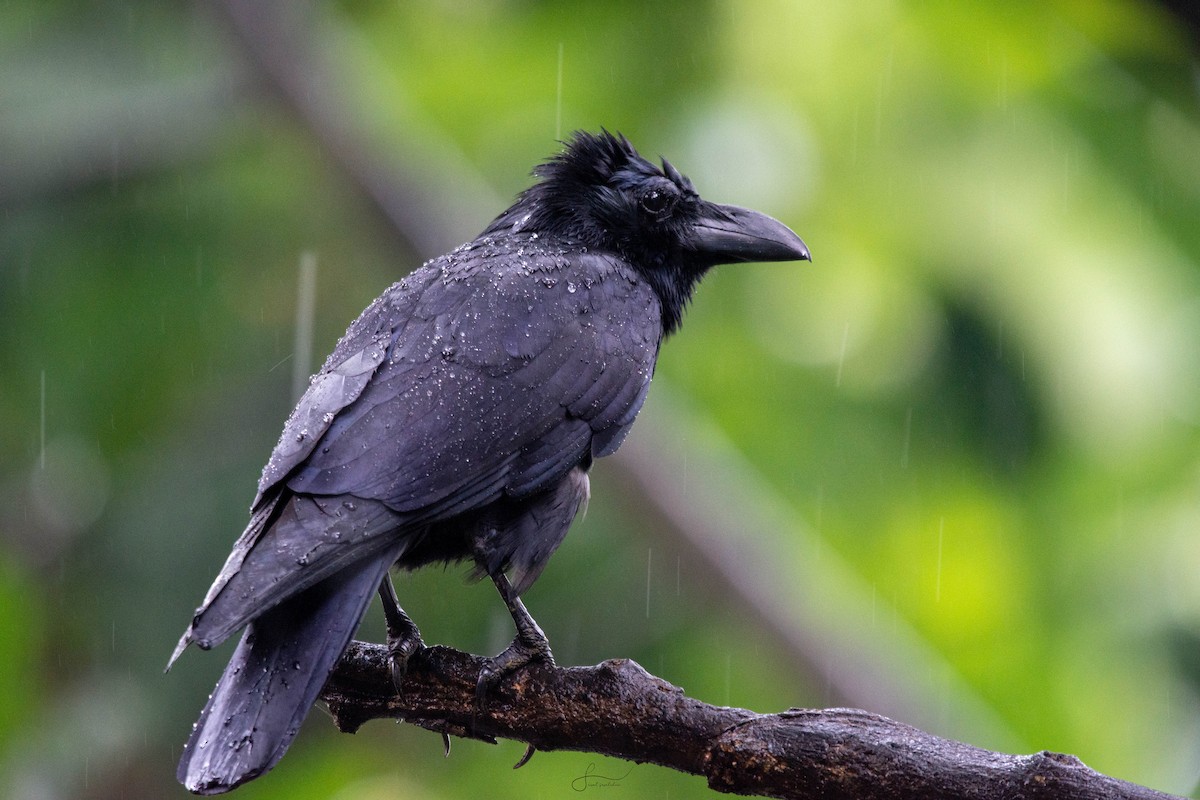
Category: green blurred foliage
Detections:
[{"x1": 2, "y1": 0, "x2": 1200, "y2": 797}]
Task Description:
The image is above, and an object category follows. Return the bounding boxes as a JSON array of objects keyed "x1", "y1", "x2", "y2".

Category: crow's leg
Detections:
[
  {"x1": 378, "y1": 574, "x2": 423, "y2": 692},
  {"x1": 476, "y1": 573, "x2": 555, "y2": 705}
]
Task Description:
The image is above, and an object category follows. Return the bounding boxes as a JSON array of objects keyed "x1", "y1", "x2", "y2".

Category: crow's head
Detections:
[{"x1": 485, "y1": 130, "x2": 810, "y2": 334}]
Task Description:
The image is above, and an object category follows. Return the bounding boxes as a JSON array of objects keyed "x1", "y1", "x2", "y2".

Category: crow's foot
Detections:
[
  {"x1": 378, "y1": 575, "x2": 424, "y2": 693},
  {"x1": 475, "y1": 626, "x2": 555, "y2": 707}
]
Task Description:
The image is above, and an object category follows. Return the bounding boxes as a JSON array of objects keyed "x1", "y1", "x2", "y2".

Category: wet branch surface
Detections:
[{"x1": 324, "y1": 642, "x2": 1180, "y2": 800}]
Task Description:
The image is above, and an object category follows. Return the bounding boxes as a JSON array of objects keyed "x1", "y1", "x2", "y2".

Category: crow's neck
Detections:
[{"x1": 635, "y1": 258, "x2": 707, "y2": 338}]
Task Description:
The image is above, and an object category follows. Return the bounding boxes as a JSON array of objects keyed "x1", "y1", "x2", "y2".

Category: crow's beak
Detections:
[{"x1": 690, "y1": 203, "x2": 811, "y2": 265}]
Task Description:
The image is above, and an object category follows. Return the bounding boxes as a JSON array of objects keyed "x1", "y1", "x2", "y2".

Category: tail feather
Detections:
[{"x1": 177, "y1": 546, "x2": 401, "y2": 795}]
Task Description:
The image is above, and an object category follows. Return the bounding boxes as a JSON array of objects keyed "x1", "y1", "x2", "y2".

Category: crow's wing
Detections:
[
  {"x1": 178, "y1": 245, "x2": 661, "y2": 654},
  {"x1": 171, "y1": 269, "x2": 443, "y2": 651},
  {"x1": 286, "y1": 246, "x2": 662, "y2": 511}
]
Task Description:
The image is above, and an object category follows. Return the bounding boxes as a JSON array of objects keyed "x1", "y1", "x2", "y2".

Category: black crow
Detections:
[{"x1": 170, "y1": 130, "x2": 809, "y2": 794}]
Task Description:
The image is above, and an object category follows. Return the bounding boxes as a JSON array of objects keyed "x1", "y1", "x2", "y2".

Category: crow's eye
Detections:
[{"x1": 639, "y1": 189, "x2": 675, "y2": 218}]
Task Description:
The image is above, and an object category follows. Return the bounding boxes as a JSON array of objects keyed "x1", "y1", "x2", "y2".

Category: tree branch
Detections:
[{"x1": 323, "y1": 642, "x2": 1180, "y2": 800}]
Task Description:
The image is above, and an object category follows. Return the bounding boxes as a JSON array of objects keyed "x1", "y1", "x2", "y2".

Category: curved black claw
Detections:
[
  {"x1": 513, "y1": 743, "x2": 536, "y2": 769},
  {"x1": 474, "y1": 631, "x2": 555, "y2": 708},
  {"x1": 386, "y1": 628, "x2": 424, "y2": 693}
]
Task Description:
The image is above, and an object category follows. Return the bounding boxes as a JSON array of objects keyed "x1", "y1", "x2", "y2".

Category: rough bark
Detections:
[{"x1": 323, "y1": 642, "x2": 1181, "y2": 800}]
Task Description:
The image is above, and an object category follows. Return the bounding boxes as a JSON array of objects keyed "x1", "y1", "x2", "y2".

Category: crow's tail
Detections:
[{"x1": 177, "y1": 547, "x2": 400, "y2": 795}]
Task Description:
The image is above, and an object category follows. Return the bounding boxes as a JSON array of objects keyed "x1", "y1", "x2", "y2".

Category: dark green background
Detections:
[{"x1": 3, "y1": 1, "x2": 1200, "y2": 797}]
